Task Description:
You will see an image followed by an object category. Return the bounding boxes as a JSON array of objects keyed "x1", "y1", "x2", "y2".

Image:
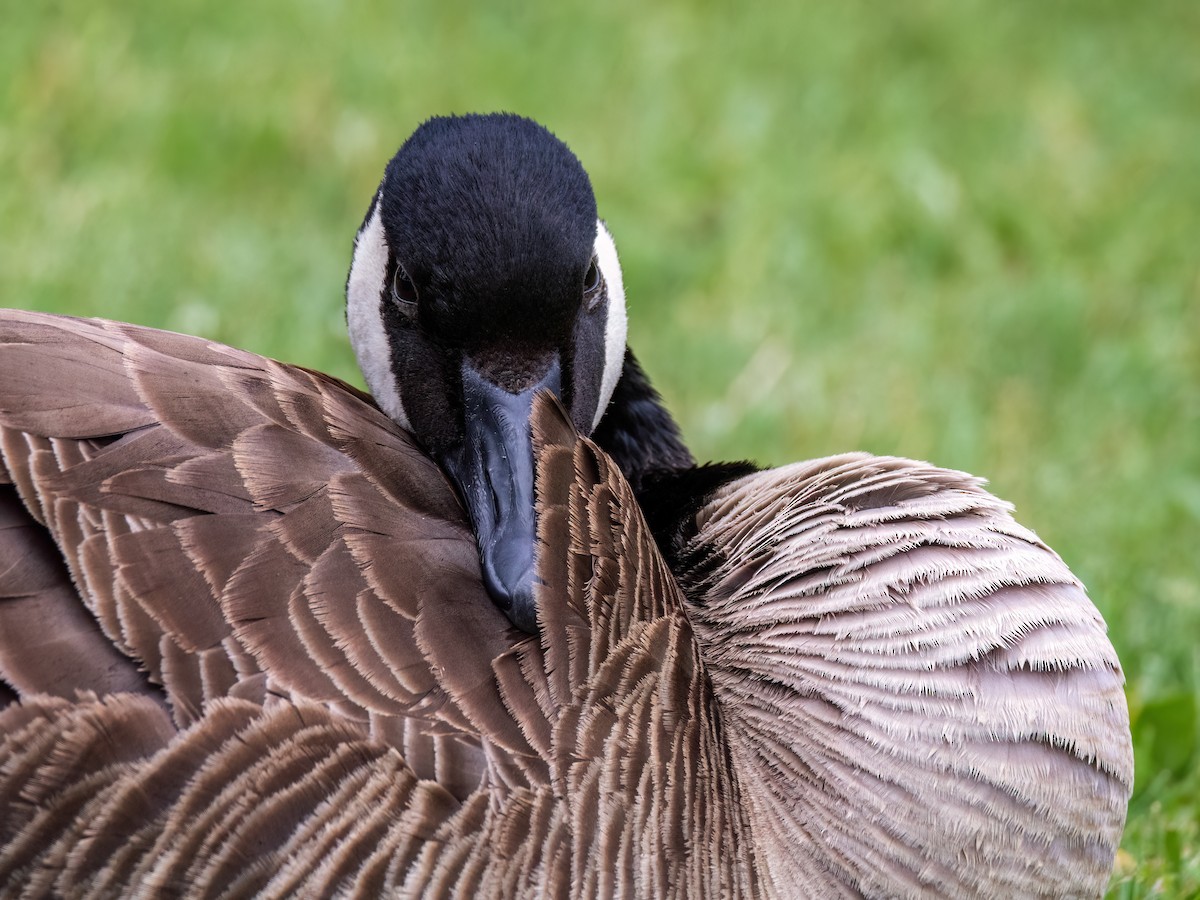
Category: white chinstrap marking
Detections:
[
  {"x1": 346, "y1": 195, "x2": 411, "y2": 431},
  {"x1": 592, "y1": 220, "x2": 627, "y2": 432}
]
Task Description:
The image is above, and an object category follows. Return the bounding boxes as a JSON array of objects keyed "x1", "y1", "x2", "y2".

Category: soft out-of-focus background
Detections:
[{"x1": 3, "y1": 2, "x2": 1197, "y2": 893}]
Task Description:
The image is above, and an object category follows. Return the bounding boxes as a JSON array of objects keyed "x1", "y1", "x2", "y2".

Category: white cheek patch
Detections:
[
  {"x1": 592, "y1": 219, "x2": 627, "y2": 431},
  {"x1": 346, "y1": 194, "x2": 411, "y2": 431}
]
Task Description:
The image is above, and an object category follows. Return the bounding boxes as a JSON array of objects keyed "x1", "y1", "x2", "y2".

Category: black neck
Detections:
[
  {"x1": 593, "y1": 351, "x2": 757, "y2": 567},
  {"x1": 591, "y1": 350, "x2": 695, "y2": 491}
]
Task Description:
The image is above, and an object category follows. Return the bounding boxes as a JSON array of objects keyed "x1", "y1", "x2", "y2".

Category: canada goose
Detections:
[{"x1": 0, "y1": 113, "x2": 1131, "y2": 898}]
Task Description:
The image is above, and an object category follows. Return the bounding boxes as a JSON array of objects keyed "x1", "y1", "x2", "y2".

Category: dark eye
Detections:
[
  {"x1": 392, "y1": 263, "x2": 418, "y2": 306},
  {"x1": 583, "y1": 257, "x2": 603, "y2": 308}
]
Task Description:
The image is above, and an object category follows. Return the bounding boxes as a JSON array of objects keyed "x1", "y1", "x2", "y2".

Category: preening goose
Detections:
[{"x1": 0, "y1": 113, "x2": 1131, "y2": 898}]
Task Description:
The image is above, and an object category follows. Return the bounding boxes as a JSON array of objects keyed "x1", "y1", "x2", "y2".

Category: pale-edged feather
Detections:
[
  {"x1": 0, "y1": 310, "x2": 1131, "y2": 898},
  {"x1": 0, "y1": 488, "x2": 150, "y2": 700},
  {"x1": 680, "y1": 454, "x2": 1132, "y2": 898},
  {"x1": 0, "y1": 314, "x2": 515, "y2": 733}
]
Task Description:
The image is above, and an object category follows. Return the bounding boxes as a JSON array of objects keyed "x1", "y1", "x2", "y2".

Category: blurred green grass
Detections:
[{"x1": 3, "y1": 1, "x2": 1197, "y2": 893}]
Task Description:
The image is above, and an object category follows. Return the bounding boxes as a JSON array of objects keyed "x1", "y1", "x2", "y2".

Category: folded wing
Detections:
[{"x1": 681, "y1": 454, "x2": 1133, "y2": 898}]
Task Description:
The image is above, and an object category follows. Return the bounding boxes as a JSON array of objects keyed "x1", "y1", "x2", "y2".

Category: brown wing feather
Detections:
[
  {"x1": 682, "y1": 454, "x2": 1133, "y2": 898},
  {"x1": 0, "y1": 310, "x2": 1130, "y2": 898},
  {"x1": 0, "y1": 337, "x2": 756, "y2": 897},
  {"x1": 0, "y1": 312, "x2": 516, "y2": 728},
  {"x1": 0, "y1": 486, "x2": 152, "y2": 700}
]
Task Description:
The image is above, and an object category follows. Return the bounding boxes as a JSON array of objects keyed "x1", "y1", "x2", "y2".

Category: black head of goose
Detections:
[
  {"x1": 343, "y1": 113, "x2": 705, "y2": 632},
  {"x1": 0, "y1": 113, "x2": 1132, "y2": 897}
]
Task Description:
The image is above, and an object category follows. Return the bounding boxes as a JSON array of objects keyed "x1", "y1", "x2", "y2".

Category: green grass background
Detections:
[{"x1": 3, "y1": 2, "x2": 1197, "y2": 893}]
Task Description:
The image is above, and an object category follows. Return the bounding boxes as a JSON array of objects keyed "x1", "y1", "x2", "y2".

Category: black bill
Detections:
[{"x1": 439, "y1": 356, "x2": 562, "y2": 633}]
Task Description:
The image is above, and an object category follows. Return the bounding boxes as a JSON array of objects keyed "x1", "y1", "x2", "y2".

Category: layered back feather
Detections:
[{"x1": 0, "y1": 310, "x2": 1131, "y2": 898}]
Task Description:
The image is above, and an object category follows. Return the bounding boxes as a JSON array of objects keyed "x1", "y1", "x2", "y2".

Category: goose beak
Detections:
[{"x1": 439, "y1": 356, "x2": 562, "y2": 633}]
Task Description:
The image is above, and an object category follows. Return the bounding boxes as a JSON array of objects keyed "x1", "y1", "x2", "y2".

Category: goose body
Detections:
[{"x1": 0, "y1": 114, "x2": 1132, "y2": 897}]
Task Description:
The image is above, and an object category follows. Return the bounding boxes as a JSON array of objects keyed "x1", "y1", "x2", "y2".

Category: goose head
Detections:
[{"x1": 345, "y1": 113, "x2": 628, "y2": 633}]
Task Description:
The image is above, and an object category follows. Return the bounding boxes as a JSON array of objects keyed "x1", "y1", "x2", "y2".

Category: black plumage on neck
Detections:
[
  {"x1": 591, "y1": 350, "x2": 693, "y2": 490},
  {"x1": 593, "y1": 350, "x2": 758, "y2": 568}
]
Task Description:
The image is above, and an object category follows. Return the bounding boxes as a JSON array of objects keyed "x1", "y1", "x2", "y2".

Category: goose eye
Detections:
[
  {"x1": 392, "y1": 264, "x2": 418, "y2": 306},
  {"x1": 583, "y1": 257, "x2": 603, "y2": 309}
]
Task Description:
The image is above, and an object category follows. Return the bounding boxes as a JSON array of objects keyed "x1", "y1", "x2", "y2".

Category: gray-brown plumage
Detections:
[
  {"x1": 0, "y1": 113, "x2": 1132, "y2": 897},
  {"x1": 0, "y1": 310, "x2": 1131, "y2": 898}
]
